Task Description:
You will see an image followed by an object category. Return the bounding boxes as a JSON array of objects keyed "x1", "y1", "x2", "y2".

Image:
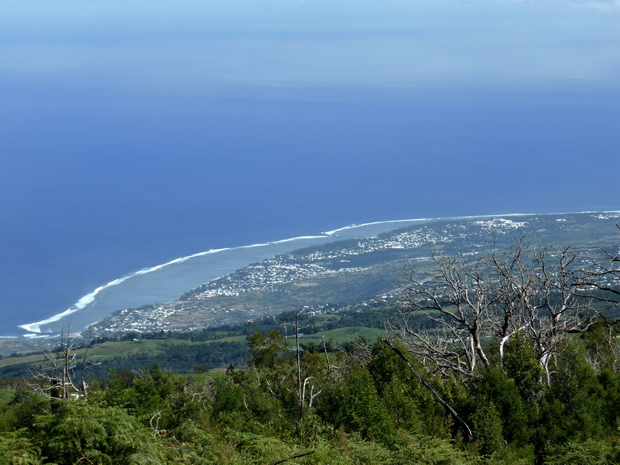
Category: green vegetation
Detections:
[
  {"x1": 4, "y1": 217, "x2": 620, "y2": 463},
  {"x1": 0, "y1": 389, "x2": 15, "y2": 407},
  {"x1": 0, "y1": 305, "x2": 400, "y2": 379},
  {"x1": 3, "y1": 325, "x2": 620, "y2": 464}
]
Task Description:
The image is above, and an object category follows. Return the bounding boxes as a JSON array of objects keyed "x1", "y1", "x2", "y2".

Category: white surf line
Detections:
[
  {"x1": 15, "y1": 216, "x2": 529, "y2": 333},
  {"x1": 320, "y1": 211, "x2": 620, "y2": 237},
  {"x1": 269, "y1": 235, "x2": 330, "y2": 244},
  {"x1": 18, "y1": 247, "x2": 232, "y2": 334},
  {"x1": 17, "y1": 236, "x2": 333, "y2": 335},
  {"x1": 323, "y1": 218, "x2": 432, "y2": 236},
  {"x1": 322, "y1": 213, "x2": 548, "y2": 236},
  {"x1": 19, "y1": 210, "x2": 618, "y2": 336}
]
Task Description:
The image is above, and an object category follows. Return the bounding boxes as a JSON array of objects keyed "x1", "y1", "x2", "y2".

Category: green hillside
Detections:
[{"x1": 3, "y1": 222, "x2": 620, "y2": 463}]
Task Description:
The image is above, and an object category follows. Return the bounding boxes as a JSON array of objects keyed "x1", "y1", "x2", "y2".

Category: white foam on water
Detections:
[{"x1": 19, "y1": 211, "x2": 613, "y2": 337}]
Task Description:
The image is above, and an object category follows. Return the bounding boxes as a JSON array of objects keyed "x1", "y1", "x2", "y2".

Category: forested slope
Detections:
[
  {"x1": 4, "y1": 214, "x2": 620, "y2": 463},
  {"x1": 2, "y1": 325, "x2": 620, "y2": 464}
]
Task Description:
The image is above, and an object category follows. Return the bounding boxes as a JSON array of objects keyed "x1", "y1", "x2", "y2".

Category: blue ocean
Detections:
[{"x1": 2, "y1": 0, "x2": 620, "y2": 337}]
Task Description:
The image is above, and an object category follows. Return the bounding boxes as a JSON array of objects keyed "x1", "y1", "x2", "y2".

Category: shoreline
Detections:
[{"x1": 13, "y1": 210, "x2": 618, "y2": 339}]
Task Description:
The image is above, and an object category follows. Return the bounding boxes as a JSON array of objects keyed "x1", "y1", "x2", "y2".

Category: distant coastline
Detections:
[
  {"x1": 13, "y1": 211, "x2": 618, "y2": 339},
  {"x1": 17, "y1": 218, "x2": 429, "y2": 338}
]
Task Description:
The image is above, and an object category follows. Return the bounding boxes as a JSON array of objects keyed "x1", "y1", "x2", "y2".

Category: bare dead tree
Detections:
[
  {"x1": 30, "y1": 327, "x2": 90, "y2": 400},
  {"x1": 395, "y1": 240, "x2": 595, "y2": 385},
  {"x1": 583, "y1": 324, "x2": 620, "y2": 373},
  {"x1": 525, "y1": 246, "x2": 593, "y2": 385},
  {"x1": 250, "y1": 310, "x2": 324, "y2": 427},
  {"x1": 294, "y1": 308, "x2": 304, "y2": 424},
  {"x1": 292, "y1": 308, "x2": 322, "y2": 427},
  {"x1": 575, "y1": 236, "x2": 620, "y2": 310},
  {"x1": 484, "y1": 239, "x2": 538, "y2": 360},
  {"x1": 397, "y1": 252, "x2": 493, "y2": 378}
]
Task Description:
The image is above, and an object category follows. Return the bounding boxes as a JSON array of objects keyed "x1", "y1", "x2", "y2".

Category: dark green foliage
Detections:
[
  {"x1": 0, "y1": 431, "x2": 41, "y2": 465},
  {"x1": 539, "y1": 340, "x2": 605, "y2": 447},
  {"x1": 366, "y1": 341, "x2": 443, "y2": 435},
  {"x1": 4, "y1": 328, "x2": 620, "y2": 463},
  {"x1": 211, "y1": 375, "x2": 246, "y2": 417},
  {"x1": 100, "y1": 364, "x2": 208, "y2": 433},
  {"x1": 597, "y1": 366, "x2": 620, "y2": 432},
  {"x1": 83, "y1": 340, "x2": 250, "y2": 379},
  {"x1": 32, "y1": 402, "x2": 162, "y2": 464},
  {"x1": 470, "y1": 401, "x2": 504, "y2": 456},
  {"x1": 502, "y1": 335, "x2": 544, "y2": 406},
  {"x1": 327, "y1": 367, "x2": 396, "y2": 445},
  {"x1": 0, "y1": 362, "x2": 32, "y2": 379},
  {"x1": 247, "y1": 330, "x2": 292, "y2": 373},
  {"x1": 542, "y1": 439, "x2": 620, "y2": 465},
  {"x1": 4, "y1": 391, "x2": 50, "y2": 431},
  {"x1": 474, "y1": 366, "x2": 529, "y2": 445}
]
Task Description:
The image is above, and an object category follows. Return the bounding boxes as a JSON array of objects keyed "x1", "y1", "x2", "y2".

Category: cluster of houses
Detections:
[{"x1": 85, "y1": 214, "x2": 620, "y2": 338}]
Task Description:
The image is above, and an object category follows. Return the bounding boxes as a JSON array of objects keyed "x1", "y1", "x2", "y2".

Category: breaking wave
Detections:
[{"x1": 19, "y1": 215, "x2": 526, "y2": 338}]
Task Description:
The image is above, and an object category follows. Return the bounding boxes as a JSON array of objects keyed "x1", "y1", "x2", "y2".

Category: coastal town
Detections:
[{"x1": 85, "y1": 214, "x2": 620, "y2": 337}]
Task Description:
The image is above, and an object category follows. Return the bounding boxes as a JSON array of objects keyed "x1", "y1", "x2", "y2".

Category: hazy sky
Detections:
[
  {"x1": 2, "y1": 0, "x2": 620, "y2": 94},
  {"x1": 3, "y1": 0, "x2": 620, "y2": 240}
]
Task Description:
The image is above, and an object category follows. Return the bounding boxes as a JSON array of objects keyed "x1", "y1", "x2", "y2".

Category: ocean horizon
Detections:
[
  {"x1": 4, "y1": 83, "x2": 619, "y2": 339},
  {"x1": 3, "y1": 82, "x2": 620, "y2": 338},
  {"x1": 3, "y1": 1, "x2": 620, "y2": 339}
]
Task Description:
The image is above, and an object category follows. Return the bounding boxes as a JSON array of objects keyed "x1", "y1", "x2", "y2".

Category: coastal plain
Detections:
[
  {"x1": 86, "y1": 212, "x2": 620, "y2": 337},
  {"x1": 2, "y1": 211, "x2": 620, "y2": 358}
]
